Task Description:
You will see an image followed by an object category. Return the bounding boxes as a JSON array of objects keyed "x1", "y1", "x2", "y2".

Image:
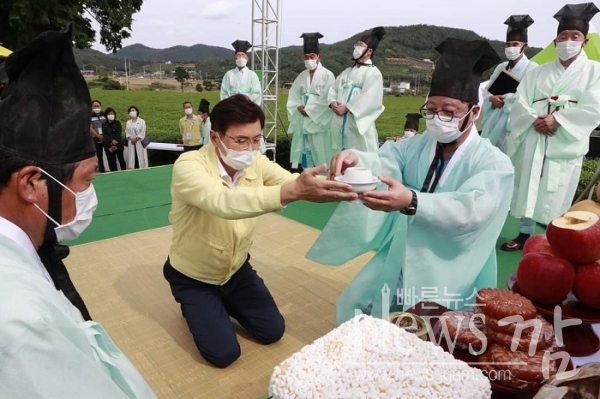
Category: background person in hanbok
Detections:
[
  {"x1": 307, "y1": 39, "x2": 514, "y2": 325},
  {"x1": 163, "y1": 95, "x2": 357, "y2": 368},
  {"x1": 287, "y1": 32, "x2": 335, "y2": 169},
  {"x1": 481, "y1": 15, "x2": 538, "y2": 154},
  {"x1": 198, "y1": 98, "x2": 212, "y2": 146},
  {"x1": 503, "y1": 2, "x2": 600, "y2": 251},
  {"x1": 125, "y1": 105, "x2": 149, "y2": 169},
  {"x1": 328, "y1": 27, "x2": 386, "y2": 153},
  {"x1": 0, "y1": 26, "x2": 156, "y2": 398},
  {"x1": 402, "y1": 113, "x2": 422, "y2": 138},
  {"x1": 220, "y1": 40, "x2": 262, "y2": 106}
]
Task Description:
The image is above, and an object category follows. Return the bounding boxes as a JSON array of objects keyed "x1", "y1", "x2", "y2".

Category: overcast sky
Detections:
[{"x1": 91, "y1": 0, "x2": 597, "y2": 53}]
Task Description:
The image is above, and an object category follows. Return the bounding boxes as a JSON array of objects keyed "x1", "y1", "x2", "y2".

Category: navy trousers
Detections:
[{"x1": 163, "y1": 257, "x2": 285, "y2": 368}]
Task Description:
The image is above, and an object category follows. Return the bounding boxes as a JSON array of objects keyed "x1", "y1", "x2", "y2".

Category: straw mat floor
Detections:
[{"x1": 65, "y1": 213, "x2": 373, "y2": 399}]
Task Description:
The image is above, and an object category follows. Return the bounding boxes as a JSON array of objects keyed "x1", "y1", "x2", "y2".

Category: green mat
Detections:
[
  {"x1": 68, "y1": 166, "x2": 173, "y2": 246},
  {"x1": 70, "y1": 166, "x2": 543, "y2": 288}
]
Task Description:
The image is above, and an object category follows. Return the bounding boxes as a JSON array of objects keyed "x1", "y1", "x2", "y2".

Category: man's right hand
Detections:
[
  {"x1": 281, "y1": 164, "x2": 357, "y2": 205},
  {"x1": 490, "y1": 95, "x2": 505, "y2": 109},
  {"x1": 327, "y1": 150, "x2": 359, "y2": 180}
]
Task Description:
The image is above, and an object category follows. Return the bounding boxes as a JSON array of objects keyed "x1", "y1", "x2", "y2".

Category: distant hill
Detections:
[
  {"x1": 107, "y1": 43, "x2": 232, "y2": 62},
  {"x1": 75, "y1": 24, "x2": 542, "y2": 86}
]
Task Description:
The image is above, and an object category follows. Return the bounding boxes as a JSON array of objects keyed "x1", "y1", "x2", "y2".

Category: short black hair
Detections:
[
  {"x1": 183, "y1": 101, "x2": 192, "y2": 107},
  {"x1": 211, "y1": 94, "x2": 265, "y2": 135},
  {"x1": 92, "y1": 100, "x2": 102, "y2": 106},
  {"x1": 104, "y1": 107, "x2": 116, "y2": 117},
  {"x1": 0, "y1": 152, "x2": 77, "y2": 192},
  {"x1": 128, "y1": 105, "x2": 140, "y2": 115}
]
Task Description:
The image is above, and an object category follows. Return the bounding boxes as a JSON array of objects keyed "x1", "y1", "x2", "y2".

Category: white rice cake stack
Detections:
[{"x1": 269, "y1": 314, "x2": 491, "y2": 399}]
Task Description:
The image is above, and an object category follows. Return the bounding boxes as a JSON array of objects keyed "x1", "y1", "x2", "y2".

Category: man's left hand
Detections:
[
  {"x1": 360, "y1": 176, "x2": 413, "y2": 212},
  {"x1": 532, "y1": 115, "x2": 559, "y2": 136},
  {"x1": 334, "y1": 105, "x2": 349, "y2": 116}
]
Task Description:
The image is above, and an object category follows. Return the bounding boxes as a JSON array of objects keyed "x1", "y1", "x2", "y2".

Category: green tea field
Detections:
[{"x1": 89, "y1": 88, "x2": 426, "y2": 143}]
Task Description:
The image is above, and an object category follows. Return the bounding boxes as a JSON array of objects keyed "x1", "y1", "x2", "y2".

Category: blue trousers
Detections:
[{"x1": 163, "y1": 257, "x2": 285, "y2": 368}]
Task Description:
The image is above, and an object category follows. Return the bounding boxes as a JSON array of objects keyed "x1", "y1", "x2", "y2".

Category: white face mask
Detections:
[
  {"x1": 218, "y1": 136, "x2": 258, "y2": 170},
  {"x1": 404, "y1": 131, "x2": 416, "y2": 138},
  {"x1": 236, "y1": 58, "x2": 248, "y2": 68},
  {"x1": 304, "y1": 59, "x2": 318, "y2": 70},
  {"x1": 184, "y1": 108, "x2": 193, "y2": 115},
  {"x1": 33, "y1": 169, "x2": 98, "y2": 243},
  {"x1": 353, "y1": 46, "x2": 366, "y2": 60},
  {"x1": 425, "y1": 109, "x2": 473, "y2": 143},
  {"x1": 93, "y1": 107, "x2": 101, "y2": 114},
  {"x1": 129, "y1": 111, "x2": 137, "y2": 118},
  {"x1": 556, "y1": 40, "x2": 583, "y2": 61},
  {"x1": 107, "y1": 114, "x2": 115, "y2": 121},
  {"x1": 505, "y1": 46, "x2": 523, "y2": 61}
]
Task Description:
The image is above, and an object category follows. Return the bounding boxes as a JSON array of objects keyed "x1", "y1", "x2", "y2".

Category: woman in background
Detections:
[
  {"x1": 102, "y1": 107, "x2": 127, "y2": 171},
  {"x1": 126, "y1": 105, "x2": 149, "y2": 169}
]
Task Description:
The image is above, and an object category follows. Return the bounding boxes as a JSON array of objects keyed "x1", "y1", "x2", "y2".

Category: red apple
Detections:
[
  {"x1": 516, "y1": 252, "x2": 575, "y2": 305},
  {"x1": 523, "y1": 234, "x2": 556, "y2": 256},
  {"x1": 546, "y1": 211, "x2": 600, "y2": 264},
  {"x1": 573, "y1": 261, "x2": 600, "y2": 310}
]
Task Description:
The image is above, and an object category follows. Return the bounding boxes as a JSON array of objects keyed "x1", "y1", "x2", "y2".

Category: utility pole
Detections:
[{"x1": 124, "y1": 56, "x2": 130, "y2": 91}]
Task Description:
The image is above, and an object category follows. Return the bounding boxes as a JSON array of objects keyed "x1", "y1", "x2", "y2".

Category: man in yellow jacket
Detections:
[{"x1": 164, "y1": 94, "x2": 357, "y2": 368}]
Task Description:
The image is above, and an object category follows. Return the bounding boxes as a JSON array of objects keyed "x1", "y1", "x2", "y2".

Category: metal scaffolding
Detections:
[{"x1": 251, "y1": 0, "x2": 281, "y2": 161}]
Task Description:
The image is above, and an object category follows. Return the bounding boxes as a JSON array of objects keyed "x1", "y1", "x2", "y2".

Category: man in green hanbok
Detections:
[
  {"x1": 307, "y1": 38, "x2": 514, "y2": 325},
  {"x1": 287, "y1": 33, "x2": 335, "y2": 169}
]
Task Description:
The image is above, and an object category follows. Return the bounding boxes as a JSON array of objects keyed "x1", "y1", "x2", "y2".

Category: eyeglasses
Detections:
[
  {"x1": 225, "y1": 134, "x2": 265, "y2": 150},
  {"x1": 420, "y1": 105, "x2": 470, "y2": 122}
]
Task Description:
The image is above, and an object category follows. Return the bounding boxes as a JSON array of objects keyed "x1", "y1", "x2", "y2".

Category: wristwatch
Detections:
[{"x1": 399, "y1": 190, "x2": 417, "y2": 215}]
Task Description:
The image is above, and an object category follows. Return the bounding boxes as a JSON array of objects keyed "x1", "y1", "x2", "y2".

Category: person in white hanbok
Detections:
[
  {"x1": 308, "y1": 39, "x2": 513, "y2": 325},
  {"x1": 481, "y1": 15, "x2": 538, "y2": 154},
  {"x1": 220, "y1": 40, "x2": 262, "y2": 106},
  {"x1": 0, "y1": 26, "x2": 156, "y2": 398},
  {"x1": 503, "y1": 2, "x2": 600, "y2": 251},
  {"x1": 125, "y1": 106, "x2": 149, "y2": 169},
  {"x1": 328, "y1": 27, "x2": 386, "y2": 153},
  {"x1": 287, "y1": 33, "x2": 335, "y2": 169}
]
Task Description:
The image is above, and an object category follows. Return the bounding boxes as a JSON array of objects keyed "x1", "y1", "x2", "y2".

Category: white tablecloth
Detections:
[{"x1": 146, "y1": 142, "x2": 184, "y2": 152}]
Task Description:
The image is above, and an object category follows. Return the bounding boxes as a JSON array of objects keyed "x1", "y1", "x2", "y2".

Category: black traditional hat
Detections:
[
  {"x1": 359, "y1": 27, "x2": 386, "y2": 53},
  {"x1": 429, "y1": 38, "x2": 501, "y2": 104},
  {"x1": 0, "y1": 24, "x2": 95, "y2": 165},
  {"x1": 0, "y1": 24, "x2": 95, "y2": 321},
  {"x1": 404, "y1": 113, "x2": 422, "y2": 131},
  {"x1": 505, "y1": 15, "x2": 535, "y2": 42},
  {"x1": 300, "y1": 32, "x2": 323, "y2": 55},
  {"x1": 231, "y1": 40, "x2": 252, "y2": 54},
  {"x1": 554, "y1": 2, "x2": 600, "y2": 35},
  {"x1": 198, "y1": 98, "x2": 210, "y2": 113}
]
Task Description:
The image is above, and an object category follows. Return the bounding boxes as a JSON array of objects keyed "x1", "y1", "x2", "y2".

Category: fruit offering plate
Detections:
[
  {"x1": 507, "y1": 274, "x2": 600, "y2": 323},
  {"x1": 508, "y1": 273, "x2": 600, "y2": 356},
  {"x1": 406, "y1": 302, "x2": 574, "y2": 399}
]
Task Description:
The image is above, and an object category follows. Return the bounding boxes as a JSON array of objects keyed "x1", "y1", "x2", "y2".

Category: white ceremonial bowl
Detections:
[
  {"x1": 334, "y1": 175, "x2": 379, "y2": 193},
  {"x1": 343, "y1": 167, "x2": 373, "y2": 183}
]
